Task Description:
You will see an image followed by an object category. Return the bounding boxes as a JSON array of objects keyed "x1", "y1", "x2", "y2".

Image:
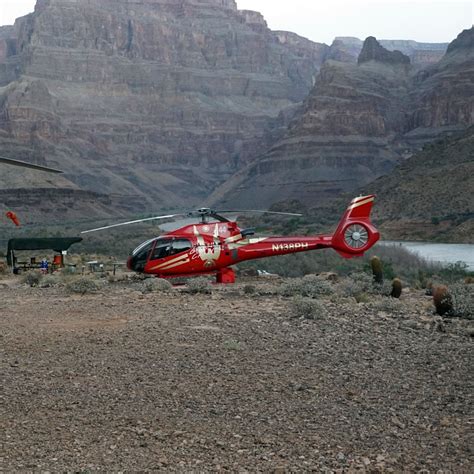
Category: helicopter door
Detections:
[
  {"x1": 150, "y1": 238, "x2": 173, "y2": 260},
  {"x1": 149, "y1": 238, "x2": 193, "y2": 261}
]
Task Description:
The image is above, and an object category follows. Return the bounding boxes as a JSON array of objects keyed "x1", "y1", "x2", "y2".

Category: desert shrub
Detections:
[
  {"x1": 354, "y1": 292, "x2": 371, "y2": 303},
  {"x1": 223, "y1": 339, "x2": 242, "y2": 351},
  {"x1": 243, "y1": 284, "x2": 256, "y2": 295},
  {"x1": 22, "y1": 271, "x2": 43, "y2": 287},
  {"x1": 369, "y1": 297, "x2": 407, "y2": 313},
  {"x1": 448, "y1": 283, "x2": 474, "y2": 320},
  {"x1": 439, "y1": 262, "x2": 472, "y2": 283},
  {"x1": 187, "y1": 277, "x2": 212, "y2": 294},
  {"x1": 280, "y1": 275, "x2": 334, "y2": 298},
  {"x1": 142, "y1": 278, "x2": 172, "y2": 293},
  {"x1": 338, "y1": 272, "x2": 393, "y2": 301},
  {"x1": 66, "y1": 276, "x2": 101, "y2": 295},
  {"x1": 338, "y1": 272, "x2": 373, "y2": 298},
  {"x1": 290, "y1": 297, "x2": 326, "y2": 320},
  {"x1": 40, "y1": 275, "x2": 61, "y2": 288}
]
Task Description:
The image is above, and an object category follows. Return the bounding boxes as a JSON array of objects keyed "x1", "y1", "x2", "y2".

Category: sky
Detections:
[{"x1": 1, "y1": 0, "x2": 472, "y2": 44}]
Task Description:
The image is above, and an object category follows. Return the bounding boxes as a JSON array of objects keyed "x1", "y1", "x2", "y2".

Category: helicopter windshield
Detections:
[{"x1": 132, "y1": 238, "x2": 156, "y2": 256}]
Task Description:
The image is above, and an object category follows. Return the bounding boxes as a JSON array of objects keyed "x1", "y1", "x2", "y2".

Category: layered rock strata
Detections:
[
  {"x1": 327, "y1": 36, "x2": 448, "y2": 68},
  {"x1": 211, "y1": 30, "x2": 473, "y2": 209},
  {"x1": 364, "y1": 128, "x2": 474, "y2": 243},
  {"x1": 0, "y1": 0, "x2": 327, "y2": 216},
  {"x1": 210, "y1": 38, "x2": 413, "y2": 208}
]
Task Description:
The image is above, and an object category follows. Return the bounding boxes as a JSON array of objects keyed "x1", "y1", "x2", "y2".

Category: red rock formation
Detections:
[
  {"x1": 211, "y1": 31, "x2": 473, "y2": 209},
  {"x1": 0, "y1": 0, "x2": 328, "y2": 215}
]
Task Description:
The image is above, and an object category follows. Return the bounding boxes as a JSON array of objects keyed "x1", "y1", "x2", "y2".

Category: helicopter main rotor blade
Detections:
[
  {"x1": 0, "y1": 156, "x2": 64, "y2": 174},
  {"x1": 81, "y1": 214, "x2": 184, "y2": 234},
  {"x1": 217, "y1": 209, "x2": 303, "y2": 217}
]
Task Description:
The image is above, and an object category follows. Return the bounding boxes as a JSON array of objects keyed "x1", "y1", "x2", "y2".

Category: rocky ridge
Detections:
[
  {"x1": 327, "y1": 36, "x2": 448, "y2": 68},
  {"x1": 210, "y1": 29, "x2": 473, "y2": 211},
  {"x1": 364, "y1": 127, "x2": 474, "y2": 243}
]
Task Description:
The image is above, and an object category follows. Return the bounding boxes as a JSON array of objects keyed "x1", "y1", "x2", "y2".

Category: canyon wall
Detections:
[
  {"x1": 211, "y1": 30, "x2": 473, "y2": 209},
  {"x1": 0, "y1": 0, "x2": 327, "y2": 217}
]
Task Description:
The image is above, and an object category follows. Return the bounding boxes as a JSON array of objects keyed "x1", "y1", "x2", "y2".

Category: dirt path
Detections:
[{"x1": 1, "y1": 283, "x2": 472, "y2": 471}]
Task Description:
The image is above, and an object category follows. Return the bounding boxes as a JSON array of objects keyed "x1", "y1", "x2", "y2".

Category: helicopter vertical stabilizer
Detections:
[{"x1": 331, "y1": 195, "x2": 380, "y2": 258}]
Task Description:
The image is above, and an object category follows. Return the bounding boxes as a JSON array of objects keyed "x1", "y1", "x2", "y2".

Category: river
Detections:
[{"x1": 380, "y1": 241, "x2": 474, "y2": 271}]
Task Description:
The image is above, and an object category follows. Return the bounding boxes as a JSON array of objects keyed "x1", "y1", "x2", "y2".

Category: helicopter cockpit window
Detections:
[
  {"x1": 150, "y1": 238, "x2": 173, "y2": 260},
  {"x1": 171, "y1": 239, "x2": 192, "y2": 255},
  {"x1": 150, "y1": 238, "x2": 192, "y2": 260}
]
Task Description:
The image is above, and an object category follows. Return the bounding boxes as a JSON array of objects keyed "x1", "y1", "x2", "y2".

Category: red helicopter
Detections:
[{"x1": 82, "y1": 195, "x2": 380, "y2": 283}]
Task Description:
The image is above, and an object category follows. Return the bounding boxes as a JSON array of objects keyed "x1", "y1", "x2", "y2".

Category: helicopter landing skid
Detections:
[{"x1": 216, "y1": 267, "x2": 235, "y2": 284}]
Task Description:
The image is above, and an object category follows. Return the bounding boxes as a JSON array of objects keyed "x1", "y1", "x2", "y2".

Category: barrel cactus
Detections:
[
  {"x1": 390, "y1": 278, "x2": 402, "y2": 298},
  {"x1": 370, "y1": 256, "x2": 384, "y2": 284},
  {"x1": 432, "y1": 285, "x2": 453, "y2": 316}
]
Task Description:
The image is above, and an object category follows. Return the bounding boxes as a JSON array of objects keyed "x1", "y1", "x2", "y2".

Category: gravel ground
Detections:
[{"x1": 0, "y1": 279, "x2": 473, "y2": 472}]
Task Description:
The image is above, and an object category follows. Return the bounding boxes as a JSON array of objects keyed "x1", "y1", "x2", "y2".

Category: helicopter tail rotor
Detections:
[{"x1": 331, "y1": 195, "x2": 380, "y2": 257}]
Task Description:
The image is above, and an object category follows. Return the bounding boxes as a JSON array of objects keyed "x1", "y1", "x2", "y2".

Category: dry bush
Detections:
[
  {"x1": 40, "y1": 275, "x2": 61, "y2": 288},
  {"x1": 290, "y1": 297, "x2": 326, "y2": 320},
  {"x1": 21, "y1": 271, "x2": 43, "y2": 287},
  {"x1": 142, "y1": 278, "x2": 173, "y2": 293},
  {"x1": 338, "y1": 272, "x2": 372, "y2": 297},
  {"x1": 243, "y1": 284, "x2": 256, "y2": 295},
  {"x1": 338, "y1": 272, "x2": 392, "y2": 302},
  {"x1": 223, "y1": 339, "x2": 243, "y2": 351},
  {"x1": 280, "y1": 275, "x2": 334, "y2": 298},
  {"x1": 369, "y1": 297, "x2": 408, "y2": 314},
  {"x1": 187, "y1": 277, "x2": 212, "y2": 294},
  {"x1": 66, "y1": 276, "x2": 101, "y2": 295},
  {"x1": 448, "y1": 283, "x2": 474, "y2": 320}
]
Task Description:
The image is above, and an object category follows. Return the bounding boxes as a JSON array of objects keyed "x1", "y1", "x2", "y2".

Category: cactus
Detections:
[
  {"x1": 432, "y1": 285, "x2": 453, "y2": 316},
  {"x1": 390, "y1": 278, "x2": 402, "y2": 298},
  {"x1": 370, "y1": 256, "x2": 384, "y2": 284}
]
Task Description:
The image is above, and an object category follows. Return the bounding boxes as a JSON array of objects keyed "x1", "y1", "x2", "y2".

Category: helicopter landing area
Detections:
[{"x1": 0, "y1": 282, "x2": 472, "y2": 471}]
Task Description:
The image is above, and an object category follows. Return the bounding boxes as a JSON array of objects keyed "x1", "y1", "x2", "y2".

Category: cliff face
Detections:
[
  {"x1": 210, "y1": 31, "x2": 473, "y2": 209},
  {"x1": 210, "y1": 39, "x2": 413, "y2": 208},
  {"x1": 363, "y1": 128, "x2": 474, "y2": 243},
  {"x1": 0, "y1": 0, "x2": 328, "y2": 214},
  {"x1": 327, "y1": 37, "x2": 448, "y2": 68},
  {"x1": 408, "y1": 28, "x2": 474, "y2": 139}
]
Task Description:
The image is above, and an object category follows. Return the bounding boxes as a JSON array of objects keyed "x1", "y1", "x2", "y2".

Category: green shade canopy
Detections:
[{"x1": 7, "y1": 237, "x2": 82, "y2": 265}]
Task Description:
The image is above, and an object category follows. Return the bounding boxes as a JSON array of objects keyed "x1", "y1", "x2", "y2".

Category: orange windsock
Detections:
[{"x1": 6, "y1": 211, "x2": 20, "y2": 227}]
